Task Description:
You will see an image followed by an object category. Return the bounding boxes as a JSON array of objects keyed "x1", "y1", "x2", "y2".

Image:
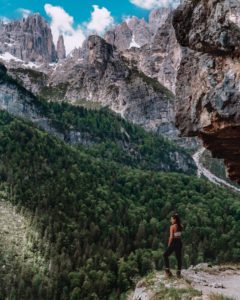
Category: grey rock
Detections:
[
  {"x1": 0, "y1": 13, "x2": 57, "y2": 63},
  {"x1": 0, "y1": 62, "x2": 196, "y2": 173},
  {"x1": 173, "y1": 0, "x2": 240, "y2": 54},
  {"x1": 0, "y1": 62, "x2": 92, "y2": 145},
  {"x1": 0, "y1": 10, "x2": 198, "y2": 150},
  {"x1": 8, "y1": 67, "x2": 48, "y2": 95},
  {"x1": 57, "y1": 35, "x2": 66, "y2": 60},
  {"x1": 106, "y1": 8, "x2": 181, "y2": 94},
  {"x1": 40, "y1": 35, "x2": 177, "y2": 139},
  {"x1": 127, "y1": 17, "x2": 151, "y2": 47},
  {"x1": 149, "y1": 8, "x2": 171, "y2": 34},
  {"x1": 105, "y1": 22, "x2": 133, "y2": 51},
  {"x1": 173, "y1": 0, "x2": 240, "y2": 183}
]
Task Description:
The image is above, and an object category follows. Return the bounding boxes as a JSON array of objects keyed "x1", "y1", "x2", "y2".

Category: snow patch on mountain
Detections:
[
  {"x1": 129, "y1": 34, "x2": 141, "y2": 49},
  {"x1": 0, "y1": 52, "x2": 22, "y2": 62}
]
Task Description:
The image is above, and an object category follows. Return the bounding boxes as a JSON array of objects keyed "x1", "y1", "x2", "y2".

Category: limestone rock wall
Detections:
[
  {"x1": 172, "y1": 0, "x2": 240, "y2": 183},
  {"x1": 0, "y1": 14, "x2": 57, "y2": 63}
]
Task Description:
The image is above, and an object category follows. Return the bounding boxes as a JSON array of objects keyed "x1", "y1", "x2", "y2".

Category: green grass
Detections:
[
  {"x1": 39, "y1": 82, "x2": 70, "y2": 100},
  {"x1": 74, "y1": 98, "x2": 104, "y2": 110},
  {"x1": 209, "y1": 294, "x2": 235, "y2": 300},
  {"x1": 155, "y1": 287, "x2": 201, "y2": 300},
  {"x1": 11, "y1": 67, "x2": 47, "y2": 83}
]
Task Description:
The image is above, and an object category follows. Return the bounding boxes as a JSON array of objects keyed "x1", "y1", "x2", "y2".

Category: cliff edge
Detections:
[{"x1": 172, "y1": 0, "x2": 240, "y2": 183}]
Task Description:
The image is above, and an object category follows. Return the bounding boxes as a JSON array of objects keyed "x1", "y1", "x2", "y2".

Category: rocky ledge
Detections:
[
  {"x1": 127, "y1": 264, "x2": 240, "y2": 300},
  {"x1": 172, "y1": 0, "x2": 240, "y2": 183}
]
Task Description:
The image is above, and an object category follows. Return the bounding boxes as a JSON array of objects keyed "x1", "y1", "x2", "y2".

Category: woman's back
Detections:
[{"x1": 172, "y1": 224, "x2": 182, "y2": 238}]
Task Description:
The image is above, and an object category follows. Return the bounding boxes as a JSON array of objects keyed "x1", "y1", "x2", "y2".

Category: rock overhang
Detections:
[{"x1": 172, "y1": 0, "x2": 240, "y2": 183}]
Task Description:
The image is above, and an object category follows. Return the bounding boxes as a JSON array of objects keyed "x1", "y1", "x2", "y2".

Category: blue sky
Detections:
[
  {"x1": 0, "y1": 0, "x2": 179, "y2": 54},
  {"x1": 1, "y1": 0, "x2": 150, "y2": 24}
]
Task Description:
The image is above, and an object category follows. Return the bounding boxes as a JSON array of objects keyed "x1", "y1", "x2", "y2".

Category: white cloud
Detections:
[
  {"x1": 44, "y1": 3, "x2": 85, "y2": 55},
  {"x1": 122, "y1": 15, "x2": 133, "y2": 25},
  {"x1": 130, "y1": 0, "x2": 180, "y2": 10},
  {"x1": 0, "y1": 16, "x2": 10, "y2": 24},
  {"x1": 44, "y1": 4, "x2": 114, "y2": 55},
  {"x1": 17, "y1": 8, "x2": 32, "y2": 18},
  {"x1": 87, "y1": 5, "x2": 114, "y2": 34}
]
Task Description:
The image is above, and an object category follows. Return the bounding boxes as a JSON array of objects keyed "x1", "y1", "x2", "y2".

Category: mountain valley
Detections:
[{"x1": 0, "y1": 2, "x2": 240, "y2": 299}]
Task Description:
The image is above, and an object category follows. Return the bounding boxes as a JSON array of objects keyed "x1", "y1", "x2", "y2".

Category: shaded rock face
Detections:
[
  {"x1": 0, "y1": 14, "x2": 57, "y2": 63},
  {"x1": 105, "y1": 8, "x2": 181, "y2": 94},
  {"x1": 6, "y1": 34, "x2": 198, "y2": 148},
  {"x1": 0, "y1": 10, "x2": 196, "y2": 148},
  {"x1": 149, "y1": 8, "x2": 171, "y2": 32},
  {"x1": 173, "y1": 0, "x2": 240, "y2": 54},
  {"x1": 0, "y1": 62, "x2": 196, "y2": 173},
  {"x1": 138, "y1": 13, "x2": 181, "y2": 94},
  {"x1": 8, "y1": 67, "x2": 48, "y2": 95},
  {"x1": 44, "y1": 35, "x2": 177, "y2": 137},
  {"x1": 0, "y1": 62, "x2": 92, "y2": 145},
  {"x1": 57, "y1": 35, "x2": 66, "y2": 60},
  {"x1": 172, "y1": 0, "x2": 240, "y2": 183},
  {"x1": 105, "y1": 22, "x2": 134, "y2": 51}
]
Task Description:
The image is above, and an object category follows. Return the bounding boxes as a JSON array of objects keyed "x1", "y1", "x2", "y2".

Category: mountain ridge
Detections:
[
  {"x1": 0, "y1": 9, "x2": 199, "y2": 149},
  {"x1": 0, "y1": 61, "x2": 196, "y2": 174}
]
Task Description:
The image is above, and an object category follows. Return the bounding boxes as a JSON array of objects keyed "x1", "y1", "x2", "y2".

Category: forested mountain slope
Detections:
[
  {"x1": 0, "y1": 62, "x2": 195, "y2": 174},
  {"x1": 0, "y1": 110, "x2": 239, "y2": 300}
]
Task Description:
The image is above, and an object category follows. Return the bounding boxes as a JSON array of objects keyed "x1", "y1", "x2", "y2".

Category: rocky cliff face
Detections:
[
  {"x1": 57, "y1": 35, "x2": 66, "y2": 60},
  {"x1": 105, "y1": 8, "x2": 181, "y2": 94},
  {"x1": 0, "y1": 10, "x2": 198, "y2": 148},
  {"x1": 128, "y1": 264, "x2": 240, "y2": 300},
  {"x1": 0, "y1": 14, "x2": 57, "y2": 63},
  {"x1": 0, "y1": 63, "x2": 62, "y2": 139},
  {"x1": 104, "y1": 8, "x2": 171, "y2": 51},
  {"x1": 172, "y1": 0, "x2": 240, "y2": 183},
  {"x1": 0, "y1": 62, "x2": 197, "y2": 173},
  {"x1": 42, "y1": 35, "x2": 177, "y2": 138},
  {"x1": 0, "y1": 62, "x2": 94, "y2": 145}
]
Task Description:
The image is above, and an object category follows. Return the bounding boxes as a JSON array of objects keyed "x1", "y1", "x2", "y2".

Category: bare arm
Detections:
[{"x1": 168, "y1": 225, "x2": 174, "y2": 246}]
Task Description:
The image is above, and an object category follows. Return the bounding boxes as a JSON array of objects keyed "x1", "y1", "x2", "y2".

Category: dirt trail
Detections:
[
  {"x1": 183, "y1": 264, "x2": 240, "y2": 300},
  {"x1": 193, "y1": 147, "x2": 240, "y2": 193}
]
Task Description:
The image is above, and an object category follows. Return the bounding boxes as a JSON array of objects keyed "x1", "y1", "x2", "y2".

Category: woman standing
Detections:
[{"x1": 163, "y1": 213, "x2": 183, "y2": 278}]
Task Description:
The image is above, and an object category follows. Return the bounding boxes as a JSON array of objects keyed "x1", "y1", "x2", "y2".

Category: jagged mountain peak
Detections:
[
  {"x1": 112, "y1": 8, "x2": 181, "y2": 94},
  {"x1": 104, "y1": 7, "x2": 174, "y2": 53},
  {"x1": 1, "y1": 8, "x2": 198, "y2": 149},
  {"x1": 57, "y1": 35, "x2": 66, "y2": 60},
  {"x1": 0, "y1": 13, "x2": 57, "y2": 63},
  {"x1": 86, "y1": 35, "x2": 113, "y2": 56},
  {"x1": 74, "y1": 35, "x2": 115, "y2": 68}
]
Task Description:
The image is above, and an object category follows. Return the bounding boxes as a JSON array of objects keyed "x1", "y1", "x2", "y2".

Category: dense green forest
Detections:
[
  {"x1": 1, "y1": 63, "x2": 196, "y2": 174},
  {"x1": 35, "y1": 99, "x2": 196, "y2": 174},
  {"x1": 0, "y1": 110, "x2": 240, "y2": 300}
]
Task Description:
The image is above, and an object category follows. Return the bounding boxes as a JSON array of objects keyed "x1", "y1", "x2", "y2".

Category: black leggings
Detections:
[{"x1": 163, "y1": 239, "x2": 182, "y2": 270}]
